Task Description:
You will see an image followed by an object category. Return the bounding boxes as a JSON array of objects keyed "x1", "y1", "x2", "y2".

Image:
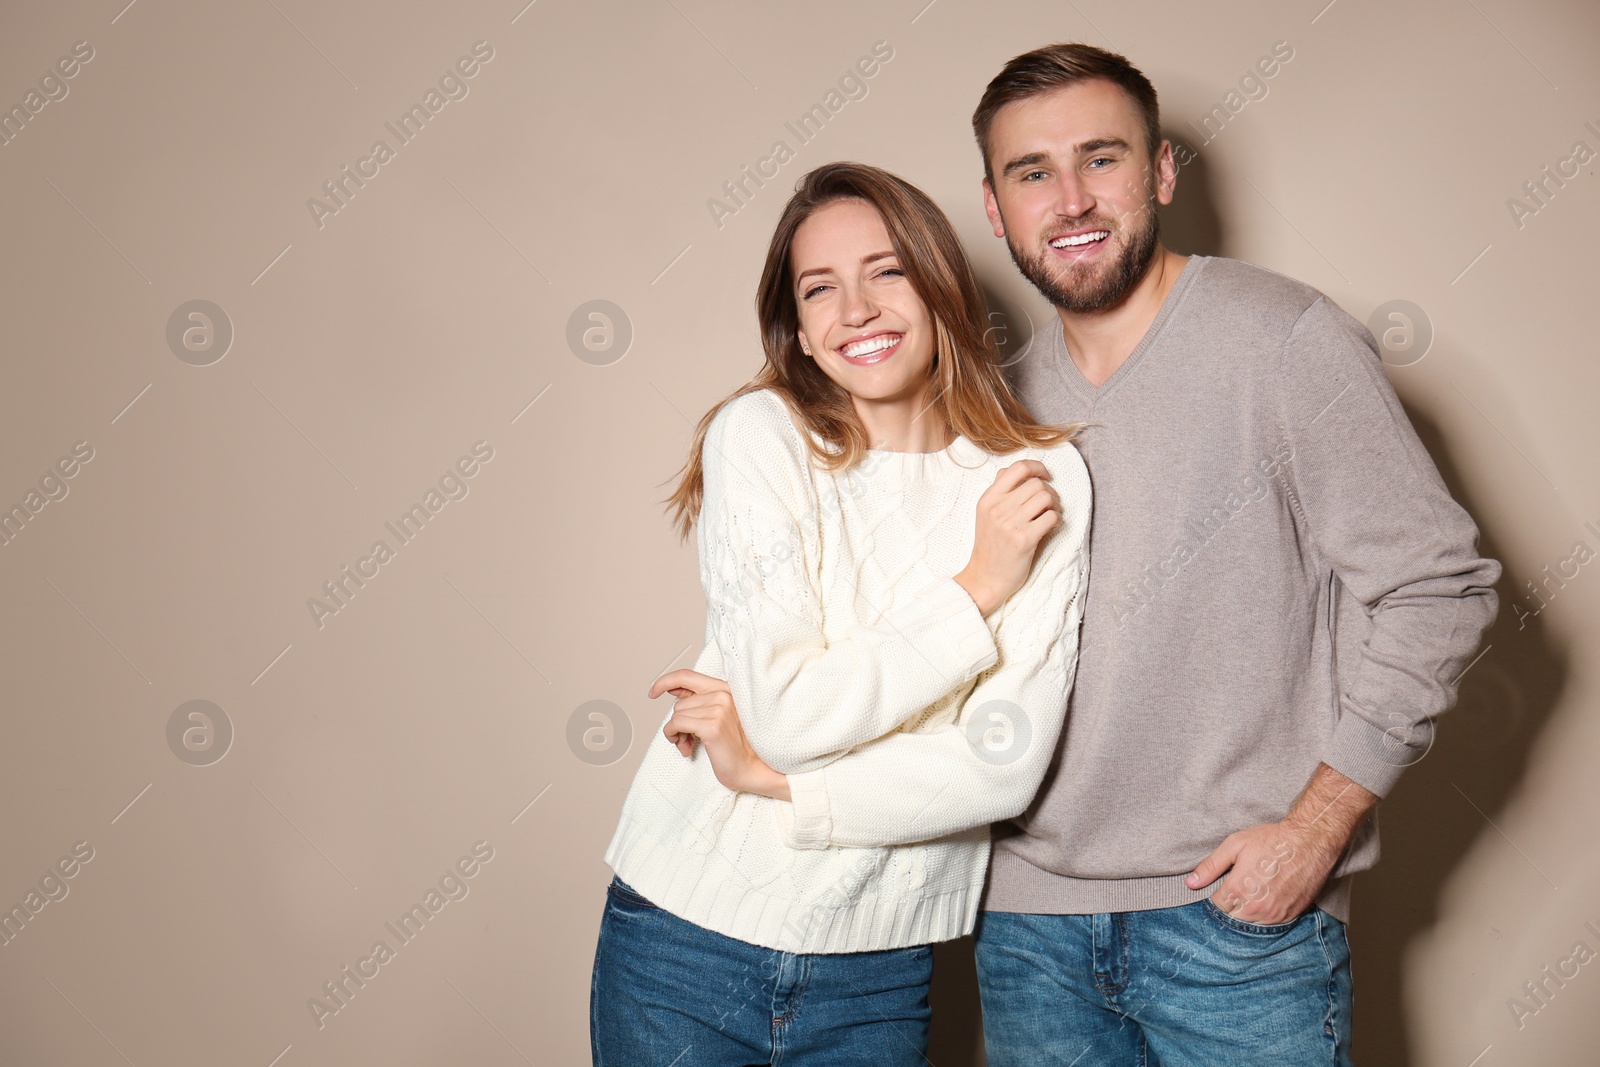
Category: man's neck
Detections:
[{"x1": 1057, "y1": 247, "x2": 1189, "y2": 387}]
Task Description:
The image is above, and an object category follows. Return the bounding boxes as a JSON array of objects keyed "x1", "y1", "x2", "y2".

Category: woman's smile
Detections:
[{"x1": 838, "y1": 331, "x2": 903, "y2": 365}]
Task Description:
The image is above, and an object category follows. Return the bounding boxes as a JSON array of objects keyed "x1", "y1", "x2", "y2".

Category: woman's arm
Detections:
[
  {"x1": 770, "y1": 443, "x2": 1091, "y2": 849},
  {"x1": 692, "y1": 391, "x2": 1002, "y2": 776},
  {"x1": 668, "y1": 439, "x2": 1092, "y2": 850}
]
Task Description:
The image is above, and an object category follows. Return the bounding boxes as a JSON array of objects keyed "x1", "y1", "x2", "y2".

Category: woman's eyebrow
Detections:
[{"x1": 795, "y1": 250, "x2": 897, "y2": 285}]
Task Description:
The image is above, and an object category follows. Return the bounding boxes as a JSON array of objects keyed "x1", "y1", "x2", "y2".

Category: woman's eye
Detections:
[
  {"x1": 878, "y1": 268, "x2": 904, "y2": 280},
  {"x1": 802, "y1": 284, "x2": 829, "y2": 299}
]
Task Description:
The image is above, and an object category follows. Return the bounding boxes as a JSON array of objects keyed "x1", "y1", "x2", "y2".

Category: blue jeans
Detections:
[
  {"x1": 590, "y1": 875, "x2": 934, "y2": 1065},
  {"x1": 974, "y1": 899, "x2": 1353, "y2": 1066}
]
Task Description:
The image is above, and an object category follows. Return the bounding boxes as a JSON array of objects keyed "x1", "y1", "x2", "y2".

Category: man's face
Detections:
[{"x1": 982, "y1": 78, "x2": 1176, "y2": 313}]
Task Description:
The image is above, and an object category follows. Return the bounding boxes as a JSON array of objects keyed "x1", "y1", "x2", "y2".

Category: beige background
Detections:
[{"x1": 0, "y1": 0, "x2": 1595, "y2": 1063}]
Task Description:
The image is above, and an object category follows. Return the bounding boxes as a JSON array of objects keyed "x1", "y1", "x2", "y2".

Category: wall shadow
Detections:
[
  {"x1": 1158, "y1": 135, "x2": 1225, "y2": 257},
  {"x1": 1347, "y1": 401, "x2": 1568, "y2": 1067}
]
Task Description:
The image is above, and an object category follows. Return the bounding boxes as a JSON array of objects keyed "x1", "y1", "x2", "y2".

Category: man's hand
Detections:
[
  {"x1": 1185, "y1": 762, "x2": 1378, "y2": 925},
  {"x1": 1185, "y1": 821, "x2": 1328, "y2": 925},
  {"x1": 647, "y1": 669, "x2": 790, "y2": 801}
]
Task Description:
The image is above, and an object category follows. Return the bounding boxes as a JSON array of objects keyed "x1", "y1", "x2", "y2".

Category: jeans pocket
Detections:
[
  {"x1": 607, "y1": 876, "x2": 660, "y2": 910},
  {"x1": 1201, "y1": 896, "x2": 1306, "y2": 935}
]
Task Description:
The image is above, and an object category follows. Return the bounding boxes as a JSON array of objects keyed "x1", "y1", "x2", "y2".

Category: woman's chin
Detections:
[{"x1": 830, "y1": 365, "x2": 938, "y2": 403}]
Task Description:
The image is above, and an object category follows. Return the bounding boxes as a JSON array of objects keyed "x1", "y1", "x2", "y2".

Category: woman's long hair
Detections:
[{"x1": 663, "y1": 160, "x2": 1081, "y2": 541}]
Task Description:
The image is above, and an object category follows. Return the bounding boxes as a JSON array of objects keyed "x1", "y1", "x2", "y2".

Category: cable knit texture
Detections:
[{"x1": 604, "y1": 387, "x2": 1090, "y2": 953}]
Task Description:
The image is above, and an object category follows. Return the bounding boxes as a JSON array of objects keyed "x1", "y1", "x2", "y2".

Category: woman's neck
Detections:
[{"x1": 851, "y1": 388, "x2": 953, "y2": 453}]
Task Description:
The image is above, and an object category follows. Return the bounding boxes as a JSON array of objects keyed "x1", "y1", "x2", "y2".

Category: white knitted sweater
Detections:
[{"x1": 603, "y1": 387, "x2": 1091, "y2": 953}]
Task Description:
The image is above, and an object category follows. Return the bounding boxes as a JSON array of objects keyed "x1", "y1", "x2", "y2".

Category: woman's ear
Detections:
[{"x1": 797, "y1": 330, "x2": 812, "y2": 357}]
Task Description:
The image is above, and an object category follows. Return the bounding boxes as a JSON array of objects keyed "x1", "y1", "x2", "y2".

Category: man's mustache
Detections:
[{"x1": 1037, "y1": 219, "x2": 1116, "y2": 241}]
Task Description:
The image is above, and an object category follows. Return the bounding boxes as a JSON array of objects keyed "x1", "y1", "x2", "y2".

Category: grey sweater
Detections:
[{"x1": 985, "y1": 255, "x2": 1500, "y2": 923}]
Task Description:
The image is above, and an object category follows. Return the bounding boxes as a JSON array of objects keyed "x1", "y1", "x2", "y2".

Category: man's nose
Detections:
[{"x1": 1054, "y1": 170, "x2": 1096, "y2": 220}]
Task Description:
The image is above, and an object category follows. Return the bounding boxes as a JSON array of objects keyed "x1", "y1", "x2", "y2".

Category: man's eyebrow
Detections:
[
  {"x1": 1000, "y1": 152, "x2": 1050, "y2": 179},
  {"x1": 999, "y1": 138, "x2": 1133, "y2": 178},
  {"x1": 1079, "y1": 136, "x2": 1131, "y2": 154},
  {"x1": 795, "y1": 250, "x2": 897, "y2": 285}
]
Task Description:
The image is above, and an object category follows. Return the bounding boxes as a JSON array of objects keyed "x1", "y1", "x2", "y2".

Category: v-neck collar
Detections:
[{"x1": 1049, "y1": 255, "x2": 1206, "y2": 405}]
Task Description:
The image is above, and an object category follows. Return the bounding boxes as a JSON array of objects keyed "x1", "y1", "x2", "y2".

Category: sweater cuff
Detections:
[
  {"x1": 1320, "y1": 706, "x2": 1417, "y2": 799},
  {"x1": 778, "y1": 768, "x2": 833, "y2": 850},
  {"x1": 915, "y1": 575, "x2": 999, "y2": 674}
]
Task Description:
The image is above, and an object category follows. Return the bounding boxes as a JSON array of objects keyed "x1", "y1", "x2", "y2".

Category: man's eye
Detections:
[{"x1": 1023, "y1": 170, "x2": 1047, "y2": 182}]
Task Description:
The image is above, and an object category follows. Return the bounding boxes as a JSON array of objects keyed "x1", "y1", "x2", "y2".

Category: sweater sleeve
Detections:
[
  {"x1": 1274, "y1": 297, "x2": 1501, "y2": 798},
  {"x1": 775, "y1": 443, "x2": 1091, "y2": 849},
  {"x1": 696, "y1": 392, "x2": 1001, "y2": 777}
]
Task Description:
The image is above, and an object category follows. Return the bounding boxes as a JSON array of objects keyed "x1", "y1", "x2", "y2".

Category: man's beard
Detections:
[{"x1": 1005, "y1": 200, "x2": 1161, "y2": 314}]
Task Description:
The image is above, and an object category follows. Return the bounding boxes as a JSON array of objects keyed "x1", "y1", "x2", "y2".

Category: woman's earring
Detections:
[{"x1": 800, "y1": 338, "x2": 812, "y2": 356}]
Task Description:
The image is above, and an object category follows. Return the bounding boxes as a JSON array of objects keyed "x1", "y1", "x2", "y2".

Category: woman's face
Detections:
[{"x1": 789, "y1": 198, "x2": 937, "y2": 405}]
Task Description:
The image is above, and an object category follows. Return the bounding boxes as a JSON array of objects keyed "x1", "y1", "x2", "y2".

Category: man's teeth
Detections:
[
  {"x1": 842, "y1": 335, "x2": 900, "y2": 358},
  {"x1": 1051, "y1": 231, "x2": 1110, "y2": 248}
]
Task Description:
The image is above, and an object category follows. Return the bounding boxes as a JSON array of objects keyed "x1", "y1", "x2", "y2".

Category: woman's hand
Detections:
[
  {"x1": 648, "y1": 669, "x2": 791, "y2": 801},
  {"x1": 955, "y1": 459, "x2": 1061, "y2": 616}
]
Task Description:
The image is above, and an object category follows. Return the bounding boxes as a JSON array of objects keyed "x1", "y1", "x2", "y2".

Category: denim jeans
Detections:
[
  {"x1": 590, "y1": 876, "x2": 934, "y2": 1066},
  {"x1": 974, "y1": 898, "x2": 1353, "y2": 1066}
]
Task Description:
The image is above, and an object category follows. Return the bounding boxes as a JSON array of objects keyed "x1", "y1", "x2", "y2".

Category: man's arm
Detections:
[
  {"x1": 1190, "y1": 294, "x2": 1499, "y2": 921},
  {"x1": 1187, "y1": 761, "x2": 1378, "y2": 922},
  {"x1": 1272, "y1": 295, "x2": 1501, "y2": 799}
]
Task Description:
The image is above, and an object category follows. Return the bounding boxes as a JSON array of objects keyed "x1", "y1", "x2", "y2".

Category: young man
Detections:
[{"x1": 967, "y1": 43, "x2": 1500, "y2": 1064}]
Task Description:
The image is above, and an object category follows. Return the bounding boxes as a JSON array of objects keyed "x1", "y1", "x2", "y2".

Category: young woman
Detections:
[{"x1": 591, "y1": 161, "x2": 1092, "y2": 1065}]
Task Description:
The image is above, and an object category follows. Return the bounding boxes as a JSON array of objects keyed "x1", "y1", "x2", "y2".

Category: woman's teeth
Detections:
[{"x1": 840, "y1": 335, "x2": 901, "y2": 362}]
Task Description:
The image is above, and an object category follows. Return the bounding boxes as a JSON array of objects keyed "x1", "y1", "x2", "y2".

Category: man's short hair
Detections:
[{"x1": 972, "y1": 43, "x2": 1162, "y2": 184}]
